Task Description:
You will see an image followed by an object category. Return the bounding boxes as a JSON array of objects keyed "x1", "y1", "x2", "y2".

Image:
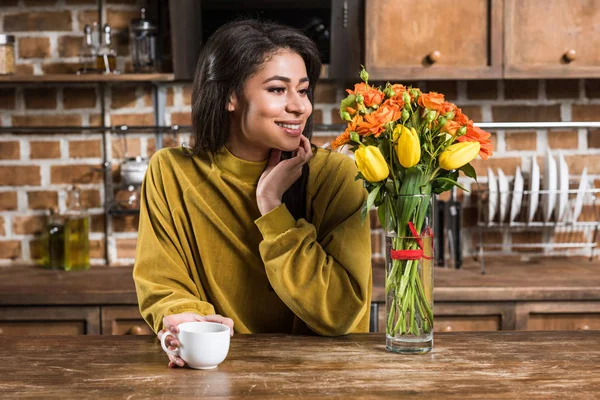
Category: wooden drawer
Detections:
[
  {"x1": 517, "y1": 302, "x2": 600, "y2": 331},
  {"x1": 374, "y1": 302, "x2": 514, "y2": 332},
  {"x1": 101, "y1": 306, "x2": 153, "y2": 335},
  {"x1": 435, "y1": 315, "x2": 500, "y2": 332},
  {"x1": 505, "y1": 0, "x2": 600, "y2": 78},
  {"x1": 365, "y1": 0, "x2": 503, "y2": 80},
  {"x1": 0, "y1": 306, "x2": 100, "y2": 335}
]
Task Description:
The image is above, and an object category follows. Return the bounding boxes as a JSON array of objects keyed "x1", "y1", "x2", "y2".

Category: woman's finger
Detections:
[
  {"x1": 167, "y1": 354, "x2": 185, "y2": 368},
  {"x1": 202, "y1": 314, "x2": 235, "y2": 336}
]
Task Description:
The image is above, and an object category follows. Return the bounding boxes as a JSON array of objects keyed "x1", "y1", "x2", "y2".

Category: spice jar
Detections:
[{"x1": 0, "y1": 34, "x2": 16, "y2": 75}]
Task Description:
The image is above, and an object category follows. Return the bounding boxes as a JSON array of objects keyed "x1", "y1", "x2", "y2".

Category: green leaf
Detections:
[
  {"x1": 459, "y1": 163, "x2": 477, "y2": 182},
  {"x1": 362, "y1": 184, "x2": 382, "y2": 222},
  {"x1": 377, "y1": 202, "x2": 388, "y2": 230},
  {"x1": 433, "y1": 177, "x2": 468, "y2": 192}
]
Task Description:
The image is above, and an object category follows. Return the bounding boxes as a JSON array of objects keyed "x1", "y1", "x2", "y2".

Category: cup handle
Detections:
[{"x1": 160, "y1": 331, "x2": 179, "y2": 357}]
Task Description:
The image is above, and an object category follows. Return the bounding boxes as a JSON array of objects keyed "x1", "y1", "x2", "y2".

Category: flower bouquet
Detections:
[{"x1": 332, "y1": 68, "x2": 493, "y2": 353}]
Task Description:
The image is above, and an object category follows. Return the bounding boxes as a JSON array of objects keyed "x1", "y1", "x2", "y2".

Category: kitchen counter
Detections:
[
  {"x1": 1, "y1": 331, "x2": 598, "y2": 398},
  {"x1": 1, "y1": 257, "x2": 599, "y2": 305}
]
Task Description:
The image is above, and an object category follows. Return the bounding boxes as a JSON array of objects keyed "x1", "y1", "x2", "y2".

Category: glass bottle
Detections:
[
  {"x1": 77, "y1": 24, "x2": 96, "y2": 74},
  {"x1": 46, "y1": 208, "x2": 65, "y2": 270},
  {"x1": 0, "y1": 34, "x2": 15, "y2": 75},
  {"x1": 64, "y1": 187, "x2": 90, "y2": 271},
  {"x1": 130, "y1": 8, "x2": 158, "y2": 72},
  {"x1": 96, "y1": 24, "x2": 117, "y2": 74}
]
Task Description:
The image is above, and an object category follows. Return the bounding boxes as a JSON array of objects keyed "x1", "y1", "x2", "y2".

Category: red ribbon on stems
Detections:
[{"x1": 390, "y1": 222, "x2": 433, "y2": 261}]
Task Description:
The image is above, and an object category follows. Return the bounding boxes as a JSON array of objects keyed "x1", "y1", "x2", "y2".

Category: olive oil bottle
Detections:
[
  {"x1": 64, "y1": 187, "x2": 90, "y2": 271},
  {"x1": 45, "y1": 208, "x2": 65, "y2": 269}
]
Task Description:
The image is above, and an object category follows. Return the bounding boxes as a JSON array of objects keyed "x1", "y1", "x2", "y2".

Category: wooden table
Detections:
[{"x1": 0, "y1": 331, "x2": 598, "y2": 399}]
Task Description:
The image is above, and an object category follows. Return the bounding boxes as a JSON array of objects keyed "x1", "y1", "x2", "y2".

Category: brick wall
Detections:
[{"x1": 1, "y1": 2, "x2": 600, "y2": 265}]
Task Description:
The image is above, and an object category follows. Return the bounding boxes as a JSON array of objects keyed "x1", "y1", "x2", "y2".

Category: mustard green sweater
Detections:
[{"x1": 133, "y1": 145, "x2": 372, "y2": 335}]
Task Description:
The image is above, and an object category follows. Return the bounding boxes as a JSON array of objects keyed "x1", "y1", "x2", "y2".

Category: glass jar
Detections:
[
  {"x1": 0, "y1": 34, "x2": 16, "y2": 75},
  {"x1": 130, "y1": 8, "x2": 158, "y2": 73}
]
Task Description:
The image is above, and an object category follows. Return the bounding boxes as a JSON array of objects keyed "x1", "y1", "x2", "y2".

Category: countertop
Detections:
[
  {"x1": 0, "y1": 331, "x2": 598, "y2": 399},
  {"x1": 1, "y1": 257, "x2": 599, "y2": 305}
]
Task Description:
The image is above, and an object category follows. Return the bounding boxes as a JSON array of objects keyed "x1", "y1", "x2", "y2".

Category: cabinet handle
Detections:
[
  {"x1": 578, "y1": 324, "x2": 591, "y2": 331},
  {"x1": 0, "y1": 328, "x2": 3, "y2": 335},
  {"x1": 427, "y1": 50, "x2": 441, "y2": 64},
  {"x1": 563, "y1": 49, "x2": 577, "y2": 63},
  {"x1": 444, "y1": 325, "x2": 453, "y2": 332},
  {"x1": 127, "y1": 325, "x2": 144, "y2": 335}
]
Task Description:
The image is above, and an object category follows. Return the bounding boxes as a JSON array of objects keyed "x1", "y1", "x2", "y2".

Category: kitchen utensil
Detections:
[
  {"x1": 497, "y1": 168, "x2": 510, "y2": 223},
  {"x1": 542, "y1": 148, "x2": 557, "y2": 222},
  {"x1": 572, "y1": 167, "x2": 588, "y2": 222},
  {"x1": 556, "y1": 152, "x2": 569, "y2": 222},
  {"x1": 161, "y1": 322, "x2": 230, "y2": 370},
  {"x1": 131, "y1": 8, "x2": 158, "y2": 72},
  {"x1": 528, "y1": 156, "x2": 540, "y2": 222},
  {"x1": 120, "y1": 156, "x2": 149, "y2": 186},
  {"x1": 510, "y1": 166, "x2": 524, "y2": 223},
  {"x1": 487, "y1": 167, "x2": 498, "y2": 223}
]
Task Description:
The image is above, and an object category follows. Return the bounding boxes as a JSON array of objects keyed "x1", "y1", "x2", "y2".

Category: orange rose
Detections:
[
  {"x1": 346, "y1": 83, "x2": 384, "y2": 107},
  {"x1": 441, "y1": 120, "x2": 462, "y2": 135},
  {"x1": 438, "y1": 101, "x2": 455, "y2": 116},
  {"x1": 452, "y1": 106, "x2": 469, "y2": 125},
  {"x1": 378, "y1": 100, "x2": 402, "y2": 124},
  {"x1": 390, "y1": 84, "x2": 407, "y2": 102},
  {"x1": 418, "y1": 92, "x2": 445, "y2": 111},
  {"x1": 356, "y1": 113, "x2": 385, "y2": 137}
]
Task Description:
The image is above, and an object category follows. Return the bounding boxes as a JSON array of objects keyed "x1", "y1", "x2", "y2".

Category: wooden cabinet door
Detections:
[
  {"x1": 505, "y1": 0, "x2": 600, "y2": 78},
  {"x1": 516, "y1": 302, "x2": 600, "y2": 330},
  {"x1": 365, "y1": 0, "x2": 503, "y2": 80},
  {"x1": 435, "y1": 302, "x2": 515, "y2": 332},
  {"x1": 0, "y1": 306, "x2": 100, "y2": 335},
  {"x1": 101, "y1": 306, "x2": 153, "y2": 335}
]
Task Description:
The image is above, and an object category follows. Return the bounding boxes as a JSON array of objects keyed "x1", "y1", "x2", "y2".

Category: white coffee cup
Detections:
[{"x1": 160, "y1": 321, "x2": 231, "y2": 370}]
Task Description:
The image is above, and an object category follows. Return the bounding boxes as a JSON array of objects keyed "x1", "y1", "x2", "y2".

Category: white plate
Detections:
[
  {"x1": 572, "y1": 167, "x2": 588, "y2": 222},
  {"x1": 542, "y1": 149, "x2": 557, "y2": 222},
  {"x1": 510, "y1": 166, "x2": 524, "y2": 223},
  {"x1": 556, "y1": 152, "x2": 569, "y2": 222},
  {"x1": 487, "y1": 167, "x2": 498, "y2": 223},
  {"x1": 497, "y1": 168, "x2": 510, "y2": 223},
  {"x1": 528, "y1": 157, "x2": 540, "y2": 222}
]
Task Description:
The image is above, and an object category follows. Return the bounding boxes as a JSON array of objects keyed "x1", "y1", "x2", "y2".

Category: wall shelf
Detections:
[{"x1": 0, "y1": 73, "x2": 176, "y2": 84}]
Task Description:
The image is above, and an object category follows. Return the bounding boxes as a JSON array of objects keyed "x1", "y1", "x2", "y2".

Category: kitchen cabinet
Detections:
[
  {"x1": 2, "y1": 259, "x2": 600, "y2": 336},
  {"x1": 365, "y1": 0, "x2": 503, "y2": 80},
  {"x1": 101, "y1": 305, "x2": 153, "y2": 335},
  {"x1": 504, "y1": 0, "x2": 600, "y2": 78},
  {"x1": 0, "y1": 306, "x2": 100, "y2": 335},
  {"x1": 516, "y1": 302, "x2": 600, "y2": 331}
]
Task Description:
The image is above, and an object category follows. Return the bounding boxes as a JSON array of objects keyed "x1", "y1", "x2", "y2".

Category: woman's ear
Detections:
[{"x1": 227, "y1": 93, "x2": 238, "y2": 112}]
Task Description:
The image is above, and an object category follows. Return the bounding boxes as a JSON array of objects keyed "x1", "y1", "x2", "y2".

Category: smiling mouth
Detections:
[{"x1": 275, "y1": 122, "x2": 301, "y2": 130}]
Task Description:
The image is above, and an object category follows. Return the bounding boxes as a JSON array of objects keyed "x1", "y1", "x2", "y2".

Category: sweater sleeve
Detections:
[
  {"x1": 133, "y1": 152, "x2": 215, "y2": 334},
  {"x1": 254, "y1": 154, "x2": 372, "y2": 336}
]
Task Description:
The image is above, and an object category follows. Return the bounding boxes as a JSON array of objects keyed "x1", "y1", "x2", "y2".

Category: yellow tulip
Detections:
[
  {"x1": 394, "y1": 125, "x2": 420, "y2": 168},
  {"x1": 355, "y1": 145, "x2": 389, "y2": 182},
  {"x1": 439, "y1": 141, "x2": 481, "y2": 170}
]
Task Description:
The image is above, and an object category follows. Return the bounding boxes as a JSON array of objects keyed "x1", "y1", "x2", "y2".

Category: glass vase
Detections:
[{"x1": 384, "y1": 194, "x2": 434, "y2": 354}]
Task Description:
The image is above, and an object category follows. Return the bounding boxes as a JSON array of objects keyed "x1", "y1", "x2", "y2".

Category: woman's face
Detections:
[{"x1": 227, "y1": 49, "x2": 313, "y2": 161}]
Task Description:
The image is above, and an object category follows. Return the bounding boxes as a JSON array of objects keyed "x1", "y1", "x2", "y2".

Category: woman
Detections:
[{"x1": 133, "y1": 19, "x2": 372, "y2": 368}]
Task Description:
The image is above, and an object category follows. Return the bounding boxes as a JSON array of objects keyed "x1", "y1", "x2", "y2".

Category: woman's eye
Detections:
[
  {"x1": 268, "y1": 87, "x2": 286, "y2": 94},
  {"x1": 298, "y1": 89, "x2": 309, "y2": 96}
]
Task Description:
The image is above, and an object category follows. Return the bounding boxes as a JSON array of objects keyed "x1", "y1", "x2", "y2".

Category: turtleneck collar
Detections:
[{"x1": 213, "y1": 146, "x2": 268, "y2": 185}]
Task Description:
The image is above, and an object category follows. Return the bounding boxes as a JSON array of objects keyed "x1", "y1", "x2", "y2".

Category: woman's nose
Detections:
[{"x1": 286, "y1": 92, "x2": 307, "y2": 114}]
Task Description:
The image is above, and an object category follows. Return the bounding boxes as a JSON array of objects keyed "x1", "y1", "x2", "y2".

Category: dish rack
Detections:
[{"x1": 473, "y1": 185, "x2": 600, "y2": 272}]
